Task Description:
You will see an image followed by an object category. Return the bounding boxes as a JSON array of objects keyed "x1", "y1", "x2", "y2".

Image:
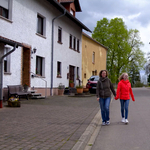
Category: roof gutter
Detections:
[
  {"x1": 50, "y1": 9, "x2": 66, "y2": 96},
  {"x1": 0, "y1": 43, "x2": 17, "y2": 108}
]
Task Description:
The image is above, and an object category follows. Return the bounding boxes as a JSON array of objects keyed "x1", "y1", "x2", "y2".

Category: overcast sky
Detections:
[{"x1": 76, "y1": 0, "x2": 150, "y2": 57}]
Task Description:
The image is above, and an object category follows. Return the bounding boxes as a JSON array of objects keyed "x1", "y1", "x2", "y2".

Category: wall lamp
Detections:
[{"x1": 31, "y1": 47, "x2": 37, "y2": 54}]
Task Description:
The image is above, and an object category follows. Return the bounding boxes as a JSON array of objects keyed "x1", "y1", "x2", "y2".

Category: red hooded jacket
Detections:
[{"x1": 115, "y1": 79, "x2": 135, "y2": 101}]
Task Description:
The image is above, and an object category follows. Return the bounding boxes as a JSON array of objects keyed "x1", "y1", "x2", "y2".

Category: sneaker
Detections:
[
  {"x1": 125, "y1": 119, "x2": 129, "y2": 124},
  {"x1": 106, "y1": 121, "x2": 110, "y2": 125},
  {"x1": 102, "y1": 122, "x2": 106, "y2": 126},
  {"x1": 121, "y1": 118, "x2": 125, "y2": 123}
]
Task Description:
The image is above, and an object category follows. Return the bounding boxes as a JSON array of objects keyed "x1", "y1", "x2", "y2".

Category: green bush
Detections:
[{"x1": 133, "y1": 81, "x2": 144, "y2": 87}]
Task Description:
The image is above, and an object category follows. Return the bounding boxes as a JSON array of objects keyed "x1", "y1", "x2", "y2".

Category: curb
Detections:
[
  {"x1": 71, "y1": 110, "x2": 101, "y2": 150},
  {"x1": 71, "y1": 96, "x2": 114, "y2": 150}
]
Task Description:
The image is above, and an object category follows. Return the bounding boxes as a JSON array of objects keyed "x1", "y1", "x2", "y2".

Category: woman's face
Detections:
[
  {"x1": 101, "y1": 71, "x2": 107, "y2": 78},
  {"x1": 123, "y1": 74, "x2": 128, "y2": 80}
]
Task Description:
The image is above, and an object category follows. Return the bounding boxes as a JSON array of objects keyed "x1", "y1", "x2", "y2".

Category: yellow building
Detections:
[{"x1": 82, "y1": 32, "x2": 108, "y2": 86}]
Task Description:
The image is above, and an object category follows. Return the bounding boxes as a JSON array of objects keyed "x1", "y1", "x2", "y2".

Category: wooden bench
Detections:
[{"x1": 7, "y1": 85, "x2": 29, "y2": 100}]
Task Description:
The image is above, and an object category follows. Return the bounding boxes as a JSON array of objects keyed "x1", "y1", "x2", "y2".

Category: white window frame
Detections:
[
  {"x1": 77, "y1": 39, "x2": 80, "y2": 52},
  {"x1": 70, "y1": 9, "x2": 74, "y2": 15},
  {"x1": 57, "y1": 61, "x2": 62, "y2": 77},
  {"x1": 73, "y1": 37, "x2": 76, "y2": 50},
  {"x1": 36, "y1": 55, "x2": 45, "y2": 77},
  {"x1": 58, "y1": 27, "x2": 62, "y2": 44},
  {"x1": 4, "y1": 46, "x2": 11, "y2": 73},
  {"x1": 0, "y1": 0, "x2": 13, "y2": 20},
  {"x1": 37, "y1": 13, "x2": 46, "y2": 37},
  {"x1": 77, "y1": 67, "x2": 79, "y2": 79},
  {"x1": 92, "y1": 52, "x2": 95, "y2": 63},
  {"x1": 69, "y1": 34, "x2": 72, "y2": 48}
]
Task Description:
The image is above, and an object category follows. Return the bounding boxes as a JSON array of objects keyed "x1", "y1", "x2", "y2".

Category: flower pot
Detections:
[
  {"x1": 83, "y1": 88, "x2": 89, "y2": 92},
  {"x1": 76, "y1": 88, "x2": 83, "y2": 94},
  {"x1": 8, "y1": 101, "x2": 21, "y2": 107},
  {"x1": 69, "y1": 83, "x2": 74, "y2": 88},
  {"x1": 24, "y1": 86, "x2": 28, "y2": 92},
  {"x1": 58, "y1": 89, "x2": 64, "y2": 95}
]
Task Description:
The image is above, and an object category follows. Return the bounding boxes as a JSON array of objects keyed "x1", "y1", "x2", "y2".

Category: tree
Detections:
[
  {"x1": 145, "y1": 52, "x2": 150, "y2": 76},
  {"x1": 92, "y1": 18, "x2": 146, "y2": 83}
]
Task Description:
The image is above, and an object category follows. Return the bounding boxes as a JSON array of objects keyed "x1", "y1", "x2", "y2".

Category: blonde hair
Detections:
[{"x1": 118, "y1": 73, "x2": 128, "y2": 81}]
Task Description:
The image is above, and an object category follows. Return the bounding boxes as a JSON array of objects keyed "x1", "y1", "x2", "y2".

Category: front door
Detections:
[
  {"x1": 22, "y1": 47, "x2": 30, "y2": 87},
  {"x1": 69, "y1": 65, "x2": 75, "y2": 82}
]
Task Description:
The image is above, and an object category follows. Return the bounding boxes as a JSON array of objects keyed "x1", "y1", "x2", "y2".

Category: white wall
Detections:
[
  {"x1": 53, "y1": 17, "x2": 82, "y2": 88},
  {"x1": 0, "y1": 0, "x2": 83, "y2": 89}
]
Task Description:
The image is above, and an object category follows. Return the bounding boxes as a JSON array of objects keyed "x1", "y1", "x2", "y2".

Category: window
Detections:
[
  {"x1": 70, "y1": 9, "x2": 74, "y2": 15},
  {"x1": 84, "y1": 73, "x2": 86, "y2": 78},
  {"x1": 77, "y1": 67, "x2": 79, "y2": 79},
  {"x1": 0, "y1": 6, "x2": 8, "y2": 18},
  {"x1": 4, "y1": 47, "x2": 11, "y2": 73},
  {"x1": 37, "y1": 15, "x2": 44, "y2": 35},
  {"x1": 58, "y1": 27, "x2": 62, "y2": 43},
  {"x1": 57, "y1": 61, "x2": 61, "y2": 77},
  {"x1": 0, "y1": 0, "x2": 10, "y2": 19},
  {"x1": 92, "y1": 52, "x2": 95, "y2": 63},
  {"x1": 37, "y1": 14, "x2": 46, "y2": 36},
  {"x1": 92, "y1": 71, "x2": 95, "y2": 76},
  {"x1": 36, "y1": 56, "x2": 45, "y2": 76},
  {"x1": 77, "y1": 39, "x2": 80, "y2": 52},
  {"x1": 69, "y1": 34, "x2": 72, "y2": 48},
  {"x1": 73, "y1": 37, "x2": 76, "y2": 50}
]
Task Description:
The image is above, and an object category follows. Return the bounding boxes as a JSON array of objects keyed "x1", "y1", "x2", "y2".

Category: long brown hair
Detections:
[{"x1": 99, "y1": 70, "x2": 108, "y2": 77}]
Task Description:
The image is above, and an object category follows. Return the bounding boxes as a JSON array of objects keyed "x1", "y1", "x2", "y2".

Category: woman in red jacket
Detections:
[{"x1": 115, "y1": 73, "x2": 135, "y2": 124}]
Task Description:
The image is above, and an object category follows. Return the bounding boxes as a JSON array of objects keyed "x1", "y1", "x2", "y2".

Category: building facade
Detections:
[
  {"x1": 0, "y1": 0, "x2": 91, "y2": 100},
  {"x1": 82, "y1": 32, "x2": 108, "y2": 86}
]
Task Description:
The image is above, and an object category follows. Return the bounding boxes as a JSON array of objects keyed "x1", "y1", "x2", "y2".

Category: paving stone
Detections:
[{"x1": 0, "y1": 95, "x2": 99, "y2": 150}]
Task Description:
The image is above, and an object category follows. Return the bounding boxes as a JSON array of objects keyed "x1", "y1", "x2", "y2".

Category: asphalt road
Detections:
[{"x1": 92, "y1": 87, "x2": 150, "y2": 150}]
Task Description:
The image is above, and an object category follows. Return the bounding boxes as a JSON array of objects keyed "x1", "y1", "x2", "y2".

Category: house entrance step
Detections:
[
  {"x1": 31, "y1": 96, "x2": 46, "y2": 99},
  {"x1": 30, "y1": 93, "x2": 42, "y2": 96}
]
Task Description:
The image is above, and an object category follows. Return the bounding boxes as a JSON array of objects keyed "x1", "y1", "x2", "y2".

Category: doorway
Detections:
[
  {"x1": 22, "y1": 47, "x2": 31, "y2": 86},
  {"x1": 69, "y1": 65, "x2": 75, "y2": 82}
]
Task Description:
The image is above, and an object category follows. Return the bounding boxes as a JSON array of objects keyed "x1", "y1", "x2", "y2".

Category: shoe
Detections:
[
  {"x1": 106, "y1": 121, "x2": 110, "y2": 125},
  {"x1": 125, "y1": 119, "x2": 129, "y2": 124},
  {"x1": 102, "y1": 122, "x2": 106, "y2": 126},
  {"x1": 121, "y1": 118, "x2": 125, "y2": 123}
]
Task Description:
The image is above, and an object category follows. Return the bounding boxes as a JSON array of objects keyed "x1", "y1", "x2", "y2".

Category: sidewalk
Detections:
[
  {"x1": 89, "y1": 88, "x2": 150, "y2": 150},
  {"x1": 0, "y1": 95, "x2": 100, "y2": 150}
]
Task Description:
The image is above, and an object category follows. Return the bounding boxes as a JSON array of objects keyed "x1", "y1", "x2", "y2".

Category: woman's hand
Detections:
[
  {"x1": 115, "y1": 97, "x2": 118, "y2": 100},
  {"x1": 97, "y1": 98, "x2": 99, "y2": 101}
]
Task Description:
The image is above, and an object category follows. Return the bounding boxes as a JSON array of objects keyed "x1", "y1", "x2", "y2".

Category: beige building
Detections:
[{"x1": 82, "y1": 32, "x2": 108, "y2": 86}]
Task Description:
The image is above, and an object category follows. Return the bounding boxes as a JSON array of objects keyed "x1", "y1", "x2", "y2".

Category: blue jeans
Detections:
[
  {"x1": 120, "y1": 99, "x2": 130, "y2": 119},
  {"x1": 99, "y1": 97, "x2": 111, "y2": 122}
]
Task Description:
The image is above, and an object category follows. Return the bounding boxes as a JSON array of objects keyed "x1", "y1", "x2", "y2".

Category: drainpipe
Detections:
[
  {"x1": 0, "y1": 43, "x2": 17, "y2": 108},
  {"x1": 50, "y1": 9, "x2": 66, "y2": 96}
]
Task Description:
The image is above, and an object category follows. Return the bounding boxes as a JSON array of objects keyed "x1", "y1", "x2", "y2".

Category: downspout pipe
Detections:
[
  {"x1": 0, "y1": 43, "x2": 17, "y2": 108},
  {"x1": 50, "y1": 9, "x2": 66, "y2": 96}
]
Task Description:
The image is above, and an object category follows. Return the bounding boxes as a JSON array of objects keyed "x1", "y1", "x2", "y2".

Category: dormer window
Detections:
[{"x1": 70, "y1": 9, "x2": 73, "y2": 15}]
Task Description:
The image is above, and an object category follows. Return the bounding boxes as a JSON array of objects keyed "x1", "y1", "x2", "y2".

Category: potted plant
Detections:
[
  {"x1": 76, "y1": 75, "x2": 80, "y2": 80},
  {"x1": 76, "y1": 85, "x2": 83, "y2": 94},
  {"x1": 8, "y1": 96, "x2": 20, "y2": 107},
  {"x1": 58, "y1": 83, "x2": 65, "y2": 95},
  {"x1": 23, "y1": 83, "x2": 29, "y2": 92},
  {"x1": 57, "y1": 72, "x2": 61, "y2": 77},
  {"x1": 83, "y1": 86, "x2": 89, "y2": 92},
  {"x1": 69, "y1": 80, "x2": 74, "y2": 88}
]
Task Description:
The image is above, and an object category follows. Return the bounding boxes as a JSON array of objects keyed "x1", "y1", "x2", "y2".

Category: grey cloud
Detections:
[{"x1": 76, "y1": 0, "x2": 150, "y2": 29}]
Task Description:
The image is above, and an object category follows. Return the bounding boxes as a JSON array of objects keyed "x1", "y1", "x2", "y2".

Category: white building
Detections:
[{"x1": 0, "y1": 0, "x2": 91, "y2": 100}]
